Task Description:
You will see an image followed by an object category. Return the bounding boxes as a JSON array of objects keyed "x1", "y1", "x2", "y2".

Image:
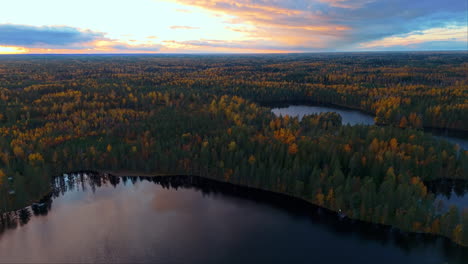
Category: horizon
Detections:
[
  {"x1": 0, "y1": 0, "x2": 466, "y2": 54},
  {"x1": 0, "y1": 50, "x2": 467, "y2": 56}
]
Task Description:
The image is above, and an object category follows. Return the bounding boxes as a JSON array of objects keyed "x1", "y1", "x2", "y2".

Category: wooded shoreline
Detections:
[{"x1": 4, "y1": 170, "x2": 467, "y2": 248}]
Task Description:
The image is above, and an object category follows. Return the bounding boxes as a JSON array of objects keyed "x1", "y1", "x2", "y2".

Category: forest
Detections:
[{"x1": 0, "y1": 53, "x2": 467, "y2": 246}]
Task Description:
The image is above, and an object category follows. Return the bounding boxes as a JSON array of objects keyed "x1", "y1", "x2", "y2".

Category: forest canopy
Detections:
[{"x1": 0, "y1": 52, "x2": 467, "y2": 246}]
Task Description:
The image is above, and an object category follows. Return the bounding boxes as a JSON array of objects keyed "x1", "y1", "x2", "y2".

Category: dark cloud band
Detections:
[{"x1": 0, "y1": 24, "x2": 104, "y2": 46}]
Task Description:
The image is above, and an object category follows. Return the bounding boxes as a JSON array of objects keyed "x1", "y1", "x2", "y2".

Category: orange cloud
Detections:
[
  {"x1": 2, "y1": 1, "x2": 462, "y2": 53},
  {"x1": 161, "y1": 39, "x2": 292, "y2": 53},
  {"x1": 6, "y1": 40, "x2": 162, "y2": 54},
  {"x1": 170, "y1": 25, "x2": 200, "y2": 30},
  {"x1": 172, "y1": 0, "x2": 351, "y2": 48},
  {"x1": 318, "y1": 0, "x2": 374, "y2": 9}
]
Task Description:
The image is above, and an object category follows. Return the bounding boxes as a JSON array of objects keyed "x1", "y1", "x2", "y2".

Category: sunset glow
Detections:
[
  {"x1": 0, "y1": 0, "x2": 466, "y2": 53},
  {"x1": 0, "y1": 46, "x2": 27, "y2": 54}
]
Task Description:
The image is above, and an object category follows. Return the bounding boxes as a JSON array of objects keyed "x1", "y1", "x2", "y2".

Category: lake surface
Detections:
[
  {"x1": 271, "y1": 105, "x2": 468, "y2": 150},
  {"x1": 0, "y1": 173, "x2": 466, "y2": 264},
  {"x1": 271, "y1": 105, "x2": 375, "y2": 125},
  {"x1": 427, "y1": 180, "x2": 468, "y2": 212}
]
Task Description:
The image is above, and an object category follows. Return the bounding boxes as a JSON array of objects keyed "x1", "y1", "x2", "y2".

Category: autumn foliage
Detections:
[{"x1": 0, "y1": 54, "x2": 467, "y2": 246}]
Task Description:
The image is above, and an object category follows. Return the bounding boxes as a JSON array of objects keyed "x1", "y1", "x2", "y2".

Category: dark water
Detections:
[
  {"x1": 434, "y1": 135, "x2": 468, "y2": 151},
  {"x1": 427, "y1": 180, "x2": 468, "y2": 212},
  {"x1": 0, "y1": 173, "x2": 467, "y2": 264},
  {"x1": 271, "y1": 105, "x2": 468, "y2": 150}
]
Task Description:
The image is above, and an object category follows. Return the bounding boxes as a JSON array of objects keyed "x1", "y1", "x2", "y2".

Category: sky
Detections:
[{"x1": 0, "y1": 0, "x2": 466, "y2": 54}]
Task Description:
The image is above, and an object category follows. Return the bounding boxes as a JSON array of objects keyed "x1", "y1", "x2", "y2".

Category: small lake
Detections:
[
  {"x1": 0, "y1": 173, "x2": 466, "y2": 264},
  {"x1": 271, "y1": 105, "x2": 375, "y2": 125},
  {"x1": 271, "y1": 105, "x2": 468, "y2": 150}
]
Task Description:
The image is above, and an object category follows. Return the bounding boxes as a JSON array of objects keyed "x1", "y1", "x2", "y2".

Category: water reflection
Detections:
[
  {"x1": 271, "y1": 105, "x2": 375, "y2": 125},
  {"x1": 0, "y1": 173, "x2": 467, "y2": 264},
  {"x1": 433, "y1": 132, "x2": 468, "y2": 151},
  {"x1": 427, "y1": 180, "x2": 468, "y2": 211},
  {"x1": 271, "y1": 104, "x2": 468, "y2": 150}
]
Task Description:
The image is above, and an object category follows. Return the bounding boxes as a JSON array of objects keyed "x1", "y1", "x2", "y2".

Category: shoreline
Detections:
[
  {"x1": 102, "y1": 170, "x2": 170, "y2": 177},
  {"x1": 2, "y1": 170, "x2": 467, "y2": 248},
  {"x1": 261, "y1": 100, "x2": 468, "y2": 135},
  {"x1": 62, "y1": 171, "x2": 468, "y2": 247}
]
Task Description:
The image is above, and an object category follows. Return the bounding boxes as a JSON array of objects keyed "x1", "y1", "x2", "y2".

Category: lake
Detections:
[
  {"x1": 427, "y1": 180, "x2": 468, "y2": 212},
  {"x1": 271, "y1": 105, "x2": 468, "y2": 150},
  {"x1": 271, "y1": 105, "x2": 375, "y2": 125},
  {"x1": 0, "y1": 173, "x2": 466, "y2": 264}
]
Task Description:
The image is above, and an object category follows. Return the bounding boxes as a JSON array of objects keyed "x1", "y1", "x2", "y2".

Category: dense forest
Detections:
[{"x1": 0, "y1": 53, "x2": 467, "y2": 246}]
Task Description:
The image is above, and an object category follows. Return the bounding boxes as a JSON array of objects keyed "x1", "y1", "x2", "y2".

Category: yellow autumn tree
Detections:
[
  {"x1": 288, "y1": 143, "x2": 298, "y2": 155},
  {"x1": 326, "y1": 188, "x2": 335, "y2": 205},
  {"x1": 0, "y1": 169, "x2": 5, "y2": 185},
  {"x1": 248, "y1": 155, "x2": 256, "y2": 165},
  {"x1": 28, "y1": 153, "x2": 44, "y2": 165},
  {"x1": 369, "y1": 138, "x2": 379, "y2": 153},
  {"x1": 453, "y1": 224, "x2": 463, "y2": 244},
  {"x1": 315, "y1": 191, "x2": 325, "y2": 206},
  {"x1": 431, "y1": 219, "x2": 440, "y2": 233},
  {"x1": 389, "y1": 138, "x2": 398, "y2": 151},
  {"x1": 228, "y1": 141, "x2": 237, "y2": 152},
  {"x1": 13, "y1": 146, "x2": 24, "y2": 158},
  {"x1": 399, "y1": 116, "x2": 408, "y2": 128},
  {"x1": 343, "y1": 144, "x2": 352, "y2": 153}
]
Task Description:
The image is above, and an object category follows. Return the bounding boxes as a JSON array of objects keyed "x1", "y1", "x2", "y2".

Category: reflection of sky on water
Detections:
[
  {"x1": 435, "y1": 191, "x2": 468, "y2": 212},
  {"x1": 0, "y1": 174, "x2": 467, "y2": 263},
  {"x1": 434, "y1": 135, "x2": 468, "y2": 151},
  {"x1": 272, "y1": 105, "x2": 468, "y2": 150},
  {"x1": 272, "y1": 105, "x2": 375, "y2": 125}
]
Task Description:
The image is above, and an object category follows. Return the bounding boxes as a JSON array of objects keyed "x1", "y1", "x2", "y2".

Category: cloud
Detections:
[
  {"x1": 0, "y1": 24, "x2": 104, "y2": 46},
  {"x1": 318, "y1": 0, "x2": 375, "y2": 9},
  {"x1": 106, "y1": 43, "x2": 163, "y2": 52},
  {"x1": 0, "y1": 45, "x2": 28, "y2": 54},
  {"x1": 161, "y1": 39, "x2": 316, "y2": 53},
  {"x1": 0, "y1": 24, "x2": 162, "y2": 53},
  {"x1": 170, "y1": 26, "x2": 200, "y2": 30},
  {"x1": 359, "y1": 26, "x2": 468, "y2": 50},
  {"x1": 172, "y1": 0, "x2": 467, "y2": 51},
  {"x1": 175, "y1": 8, "x2": 192, "y2": 13},
  {"x1": 0, "y1": 1, "x2": 465, "y2": 53},
  {"x1": 19, "y1": 41, "x2": 163, "y2": 54}
]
